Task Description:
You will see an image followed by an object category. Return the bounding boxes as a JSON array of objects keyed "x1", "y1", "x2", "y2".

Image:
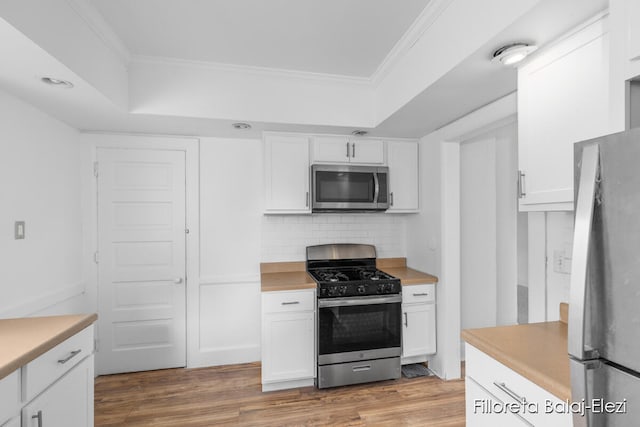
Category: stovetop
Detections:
[{"x1": 308, "y1": 267, "x2": 401, "y2": 298}]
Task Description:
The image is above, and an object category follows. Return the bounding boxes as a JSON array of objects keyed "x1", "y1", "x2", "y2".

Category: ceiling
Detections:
[
  {"x1": 0, "y1": 0, "x2": 609, "y2": 138},
  {"x1": 91, "y1": 0, "x2": 431, "y2": 77}
]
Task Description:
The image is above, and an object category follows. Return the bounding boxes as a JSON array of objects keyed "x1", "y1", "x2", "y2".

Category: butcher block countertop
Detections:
[
  {"x1": 0, "y1": 313, "x2": 97, "y2": 381},
  {"x1": 461, "y1": 317, "x2": 570, "y2": 401},
  {"x1": 260, "y1": 258, "x2": 438, "y2": 292}
]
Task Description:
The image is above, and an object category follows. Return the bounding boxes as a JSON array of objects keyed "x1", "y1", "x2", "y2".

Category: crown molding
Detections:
[
  {"x1": 370, "y1": 0, "x2": 455, "y2": 85},
  {"x1": 131, "y1": 54, "x2": 372, "y2": 85},
  {"x1": 64, "y1": 0, "x2": 131, "y2": 65}
]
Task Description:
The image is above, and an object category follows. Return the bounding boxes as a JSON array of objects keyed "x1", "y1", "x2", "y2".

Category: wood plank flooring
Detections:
[{"x1": 95, "y1": 362, "x2": 466, "y2": 426}]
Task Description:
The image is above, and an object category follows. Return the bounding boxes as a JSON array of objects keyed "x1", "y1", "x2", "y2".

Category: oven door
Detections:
[
  {"x1": 317, "y1": 294, "x2": 402, "y2": 365},
  {"x1": 312, "y1": 164, "x2": 389, "y2": 211}
]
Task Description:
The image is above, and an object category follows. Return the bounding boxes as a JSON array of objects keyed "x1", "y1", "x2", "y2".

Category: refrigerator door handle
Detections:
[
  {"x1": 569, "y1": 144, "x2": 600, "y2": 360},
  {"x1": 570, "y1": 358, "x2": 601, "y2": 427}
]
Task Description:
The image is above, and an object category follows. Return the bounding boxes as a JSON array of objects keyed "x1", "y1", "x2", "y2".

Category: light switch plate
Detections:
[{"x1": 14, "y1": 221, "x2": 25, "y2": 239}]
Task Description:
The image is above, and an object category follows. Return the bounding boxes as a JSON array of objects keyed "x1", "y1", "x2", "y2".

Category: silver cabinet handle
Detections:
[
  {"x1": 281, "y1": 301, "x2": 300, "y2": 305},
  {"x1": 390, "y1": 192, "x2": 394, "y2": 206},
  {"x1": 352, "y1": 143, "x2": 356, "y2": 158},
  {"x1": 412, "y1": 293, "x2": 430, "y2": 297},
  {"x1": 173, "y1": 277, "x2": 183, "y2": 284},
  {"x1": 32, "y1": 410, "x2": 43, "y2": 427},
  {"x1": 493, "y1": 381, "x2": 527, "y2": 404},
  {"x1": 569, "y1": 144, "x2": 600, "y2": 360},
  {"x1": 58, "y1": 349, "x2": 81, "y2": 364},
  {"x1": 346, "y1": 142, "x2": 350, "y2": 158},
  {"x1": 518, "y1": 170, "x2": 526, "y2": 198},
  {"x1": 404, "y1": 312, "x2": 408, "y2": 327},
  {"x1": 352, "y1": 364, "x2": 371, "y2": 372},
  {"x1": 306, "y1": 191, "x2": 309, "y2": 207}
]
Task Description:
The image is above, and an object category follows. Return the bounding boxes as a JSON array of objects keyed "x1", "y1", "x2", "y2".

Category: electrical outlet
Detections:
[
  {"x1": 14, "y1": 221, "x2": 25, "y2": 239},
  {"x1": 553, "y1": 249, "x2": 572, "y2": 274}
]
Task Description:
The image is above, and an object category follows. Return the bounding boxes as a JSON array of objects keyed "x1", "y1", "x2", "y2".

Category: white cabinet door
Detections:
[
  {"x1": 518, "y1": 16, "x2": 611, "y2": 211},
  {"x1": 349, "y1": 140, "x2": 384, "y2": 164},
  {"x1": 387, "y1": 140, "x2": 419, "y2": 212},
  {"x1": 261, "y1": 289, "x2": 315, "y2": 390},
  {"x1": 0, "y1": 371, "x2": 19, "y2": 426},
  {"x1": 311, "y1": 136, "x2": 384, "y2": 164},
  {"x1": 402, "y1": 303, "x2": 436, "y2": 358},
  {"x1": 262, "y1": 310, "x2": 315, "y2": 384},
  {"x1": 264, "y1": 134, "x2": 311, "y2": 213},
  {"x1": 22, "y1": 355, "x2": 94, "y2": 427},
  {"x1": 465, "y1": 376, "x2": 530, "y2": 427},
  {"x1": 628, "y1": 0, "x2": 640, "y2": 61},
  {"x1": 312, "y1": 135, "x2": 350, "y2": 163}
]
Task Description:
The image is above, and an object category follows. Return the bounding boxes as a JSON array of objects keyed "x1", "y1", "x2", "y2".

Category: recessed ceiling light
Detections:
[
  {"x1": 232, "y1": 122, "x2": 252, "y2": 130},
  {"x1": 41, "y1": 77, "x2": 74, "y2": 88},
  {"x1": 351, "y1": 130, "x2": 368, "y2": 136},
  {"x1": 492, "y1": 43, "x2": 537, "y2": 66}
]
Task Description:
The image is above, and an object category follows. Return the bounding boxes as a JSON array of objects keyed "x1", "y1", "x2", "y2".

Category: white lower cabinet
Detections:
[
  {"x1": 22, "y1": 355, "x2": 94, "y2": 427},
  {"x1": 0, "y1": 325, "x2": 95, "y2": 427},
  {"x1": 465, "y1": 343, "x2": 570, "y2": 427},
  {"x1": 261, "y1": 290, "x2": 316, "y2": 391},
  {"x1": 401, "y1": 284, "x2": 436, "y2": 363}
]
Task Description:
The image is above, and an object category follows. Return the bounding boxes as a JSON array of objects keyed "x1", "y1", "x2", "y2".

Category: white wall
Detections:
[
  {"x1": 545, "y1": 211, "x2": 574, "y2": 320},
  {"x1": 459, "y1": 122, "x2": 518, "y2": 330},
  {"x1": 262, "y1": 214, "x2": 406, "y2": 262},
  {"x1": 197, "y1": 137, "x2": 263, "y2": 366},
  {"x1": 0, "y1": 88, "x2": 86, "y2": 318}
]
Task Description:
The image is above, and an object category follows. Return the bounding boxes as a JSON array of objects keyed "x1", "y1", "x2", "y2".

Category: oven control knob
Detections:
[
  {"x1": 339, "y1": 286, "x2": 347, "y2": 295},
  {"x1": 357, "y1": 285, "x2": 366, "y2": 294},
  {"x1": 328, "y1": 286, "x2": 338, "y2": 296},
  {"x1": 377, "y1": 284, "x2": 385, "y2": 294}
]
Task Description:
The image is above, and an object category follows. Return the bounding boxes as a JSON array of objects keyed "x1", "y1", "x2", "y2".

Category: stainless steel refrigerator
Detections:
[{"x1": 570, "y1": 127, "x2": 640, "y2": 426}]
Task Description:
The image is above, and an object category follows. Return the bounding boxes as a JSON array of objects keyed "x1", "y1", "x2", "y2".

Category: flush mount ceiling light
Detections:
[
  {"x1": 492, "y1": 43, "x2": 537, "y2": 66},
  {"x1": 41, "y1": 77, "x2": 74, "y2": 88},
  {"x1": 351, "y1": 130, "x2": 368, "y2": 136},
  {"x1": 232, "y1": 122, "x2": 251, "y2": 130}
]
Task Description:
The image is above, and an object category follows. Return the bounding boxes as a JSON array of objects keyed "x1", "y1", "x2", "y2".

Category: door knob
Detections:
[{"x1": 173, "y1": 277, "x2": 183, "y2": 284}]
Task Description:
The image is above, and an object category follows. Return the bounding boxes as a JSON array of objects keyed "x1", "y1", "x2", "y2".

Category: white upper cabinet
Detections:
[
  {"x1": 386, "y1": 140, "x2": 419, "y2": 213},
  {"x1": 311, "y1": 136, "x2": 384, "y2": 164},
  {"x1": 627, "y1": 0, "x2": 640, "y2": 62},
  {"x1": 264, "y1": 134, "x2": 311, "y2": 214},
  {"x1": 517, "y1": 15, "x2": 612, "y2": 211}
]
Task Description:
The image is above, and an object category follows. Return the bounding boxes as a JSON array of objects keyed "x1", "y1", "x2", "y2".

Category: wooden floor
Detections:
[{"x1": 95, "y1": 363, "x2": 465, "y2": 426}]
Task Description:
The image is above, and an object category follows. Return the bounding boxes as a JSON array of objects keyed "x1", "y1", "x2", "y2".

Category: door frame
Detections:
[
  {"x1": 82, "y1": 133, "x2": 200, "y2": 369},
  {"x1": 417, "y1": 93, "x2": 517, "y2": 381}
]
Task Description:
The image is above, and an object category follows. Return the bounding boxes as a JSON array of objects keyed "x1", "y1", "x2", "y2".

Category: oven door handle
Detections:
[{"x1": 319, "y1": 294, "x2": 402, "y2": 308}]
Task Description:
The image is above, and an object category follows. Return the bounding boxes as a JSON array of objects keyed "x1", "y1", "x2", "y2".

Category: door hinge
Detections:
[
  {"x1": 93, "y1": 161, "x2": 99, "y2": 178},
  {"x1": 94, "y1": 338, "x2": 99, "y2": 352},
  {"x1": 94, "y1": 251, "x2": 99, "y2": 264}
]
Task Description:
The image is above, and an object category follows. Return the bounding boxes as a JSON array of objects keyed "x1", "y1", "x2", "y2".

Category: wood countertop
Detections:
[
  {"x1": 461, "y1": 321, "x2": 570, "y2": 401},
  {"x1": 0, "y1": 313, "x2": 97, "y2": 381},
  {"x1": 260, "y1": 258, "x2": 438, "y2": 292}
]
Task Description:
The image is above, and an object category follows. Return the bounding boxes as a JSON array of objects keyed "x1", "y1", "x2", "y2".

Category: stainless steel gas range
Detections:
[{"x1": 306, "y1": 244, "x2": 402, "y2": 388}]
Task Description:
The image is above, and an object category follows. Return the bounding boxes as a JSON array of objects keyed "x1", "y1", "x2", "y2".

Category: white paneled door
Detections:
[{"x1": 96, "y1": 148, "x2": 186, "y2": 374}]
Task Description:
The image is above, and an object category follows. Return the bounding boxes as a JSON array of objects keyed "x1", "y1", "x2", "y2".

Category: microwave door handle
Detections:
[
  {"x1": 569, "y1": 143, "x2": 599, "y2": 360},
  {"x1": 373, "y1": 172, "x2": 380, "y2": 203}
]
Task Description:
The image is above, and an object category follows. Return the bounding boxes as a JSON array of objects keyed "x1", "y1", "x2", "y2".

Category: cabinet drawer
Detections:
[
  {"x1": 465, "y1": 344, "x2": 570, "y2": 427},
  {"x1": 262, "y1": 290, "x2": 315, "y2": 313},
  {"x1": 402, "y1": 284, "x2": 435, "y2": 304},
  {"x1": 0, "y1": 370, "x2": 20, "y2": 425},
  {"x1": 22, "y1": 326, "x2": 93, "y2": 402}
]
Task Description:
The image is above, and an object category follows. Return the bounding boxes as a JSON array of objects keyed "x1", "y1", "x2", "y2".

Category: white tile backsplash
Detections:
[{"x1": 261, "y1": 214, "x2": 407, "y2": 262}]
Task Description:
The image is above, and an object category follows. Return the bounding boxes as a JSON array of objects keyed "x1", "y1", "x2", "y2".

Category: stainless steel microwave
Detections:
[{"x1": 311, "y1": 164, "x2": 389, "y2": 212}]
